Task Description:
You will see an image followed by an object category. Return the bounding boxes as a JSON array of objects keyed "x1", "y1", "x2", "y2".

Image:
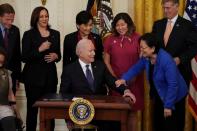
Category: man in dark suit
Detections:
[
  {"x1": 63, "y1": 10, "x2": 103, "y2": 67},
  {"x1": 0, "y1": 3, "x2": 21, "y2": 95},
  {"x1": 152, "y1": 0, "x2": 197, "y2": 85},
  {"x1": 60, "y1": 39, "x2": 135, "y2": 131},
  {"x1": 152, "y1": 0, "x2": 197, "y2": 131},
  {"x1": 21, "y1": 6, "x2": 61, "y2": 131}
]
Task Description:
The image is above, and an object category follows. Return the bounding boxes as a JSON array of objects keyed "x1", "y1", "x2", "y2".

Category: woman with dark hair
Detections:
[
  {"x1": 63, "y1": 10, "x2": 103, "y2": 67},
  {"x1": 103, "y1": 12, "x2": 144, "y2": 131},
  {"x1": 0, "y1": 48, "x2": 16, "y2": 131},
  {"x1": 116, "y1": 33, "x2": 188, "y2": 131},
  {"x1": 22, "y1": 6, "x2": 61, "y2": 131}
]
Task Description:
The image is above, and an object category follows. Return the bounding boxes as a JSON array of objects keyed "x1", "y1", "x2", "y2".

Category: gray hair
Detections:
[
  {"x1": 76, "y1": 39, "x2": 93, "y2": 56},
  {"x1": 162, "y1": 0, "x2": 179, "y2": 4}
]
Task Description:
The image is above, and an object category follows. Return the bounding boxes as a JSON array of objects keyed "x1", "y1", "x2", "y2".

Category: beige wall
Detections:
[{"x1": 0, "y1": 0, "x2": 134, "y2": 130}]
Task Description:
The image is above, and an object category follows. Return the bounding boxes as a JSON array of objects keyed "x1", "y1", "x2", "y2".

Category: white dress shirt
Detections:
[{"x1": 78, "y1": 59, "x2": 94, "y2": 79}]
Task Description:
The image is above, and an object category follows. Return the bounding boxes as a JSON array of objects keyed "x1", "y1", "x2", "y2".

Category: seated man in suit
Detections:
[{"x1": 60, "y1": 39, "x2": 135, "y2": 131}]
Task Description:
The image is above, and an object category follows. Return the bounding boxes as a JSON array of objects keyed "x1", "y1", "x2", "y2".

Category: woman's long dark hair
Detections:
[{"x1": 30, "y1": 6, "x2": 50, "y2": 29}]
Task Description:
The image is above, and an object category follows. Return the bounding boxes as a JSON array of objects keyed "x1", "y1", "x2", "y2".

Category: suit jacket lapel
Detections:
[
  {"x1": 7, "y1": 27, "x2": 14, "y2": 54},
  {"x1": 166, "y1": 16, "x2": 181, "y2": 46},
  {"x1": 0, "y1": 27, "x2": 12, "y2": 56},
  {"x1": 76, "y1": 60, "x2": 88, "y2": 81},
  {"x1": 170, "y1": 16, "x2": 181, "y2": 35},
  {"x1": 76, "y1": 61, "x2": 93, "y2": 91},
  {"x1": 74, "y1": 31, "x2": 79, "y2": 47}
]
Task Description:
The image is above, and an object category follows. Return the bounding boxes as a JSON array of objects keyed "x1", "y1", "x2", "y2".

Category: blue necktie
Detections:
[{"x1": 85, "y1": 65, "x2": 94, "y2": 91}]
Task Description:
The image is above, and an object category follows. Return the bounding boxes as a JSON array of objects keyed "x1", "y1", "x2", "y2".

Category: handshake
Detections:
[{"x1": 115, "y1": 79, "x2": 136, "y2": 105}]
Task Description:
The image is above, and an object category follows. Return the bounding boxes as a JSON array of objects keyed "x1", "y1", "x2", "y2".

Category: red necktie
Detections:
[{"x1": 3, "y1": 28, "x2": 8, "y2": 50}]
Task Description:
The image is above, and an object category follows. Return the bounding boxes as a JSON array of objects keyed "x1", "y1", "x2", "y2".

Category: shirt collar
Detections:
[
  {"x1": 0, "y1": 23, "x2": 5, "y2": 33},
  {"x1": 78, "y1": 59, "x2": 91, "y2": 68},
  {"x1": 168, "y1": 14, "x2": 178, "y2": 25}
]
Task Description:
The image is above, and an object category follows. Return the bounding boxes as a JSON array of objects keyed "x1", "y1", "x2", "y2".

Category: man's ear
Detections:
[{"x1": 78, "y1": 50, "x2": 83, "y2": 57}]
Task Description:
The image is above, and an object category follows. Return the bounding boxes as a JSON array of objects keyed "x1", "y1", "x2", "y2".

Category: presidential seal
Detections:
[{"x1": 69, "y1": 98, "x2": 95, "y2": 125}]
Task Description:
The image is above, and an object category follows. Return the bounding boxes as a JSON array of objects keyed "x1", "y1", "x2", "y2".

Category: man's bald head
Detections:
[{"x1": 76, "y1": 39, "x2": 95, "y2": 64}]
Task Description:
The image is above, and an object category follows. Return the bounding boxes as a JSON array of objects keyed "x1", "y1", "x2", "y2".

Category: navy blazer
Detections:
[
  {"x1": 0, "y1": 25, "x2": 21, "y2": 80},
  {"x1": 122, "y1": 49, "x2": 188, "y2": 109},
  {"x1": 60, "y1": 60, "x2": 125, "y2": 95},
  {"x1": 152, "y1": 16, "x2": 197, "y2": 83}
]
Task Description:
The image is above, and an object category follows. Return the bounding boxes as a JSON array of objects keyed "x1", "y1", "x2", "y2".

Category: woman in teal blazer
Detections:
[{"x1": 116, "y1": 33, "x2": 188, "y2": 131}]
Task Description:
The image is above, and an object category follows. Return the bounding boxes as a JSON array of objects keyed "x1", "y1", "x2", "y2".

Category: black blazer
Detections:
[
  {"x1": 60, "y1": 60, "x2": 125, "y2": 95},
  {"x1": 0, "y1": 25, "x2": 21, "y2": 80},
  {"x1": 21, "y1": 28, "x2": 61, "y2": 87},
  {"x1": 63, "y1": 31, "x2": 103, "y2": 66},
  {"x1": 152, "y1": 16, "x2": 197, "y2": 83}
]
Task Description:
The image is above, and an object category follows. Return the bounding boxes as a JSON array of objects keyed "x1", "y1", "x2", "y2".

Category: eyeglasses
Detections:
[{"x1": 140, "y1": 46, "x2": 148, "y2": 50}]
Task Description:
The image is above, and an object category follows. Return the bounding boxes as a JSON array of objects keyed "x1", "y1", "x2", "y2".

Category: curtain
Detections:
[{"x1": 132, "y1": 0, "x2": 195, "y2": 131}]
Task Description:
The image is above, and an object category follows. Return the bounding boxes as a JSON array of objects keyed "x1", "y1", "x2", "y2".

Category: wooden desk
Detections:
[{"x1": 34, "y1": 95, "x2": 131, "y2": 131}]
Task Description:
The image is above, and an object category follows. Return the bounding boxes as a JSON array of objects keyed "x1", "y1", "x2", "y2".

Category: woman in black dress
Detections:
[{"x1": 21, "y1": 6, "x2": 61, "y2": 131}]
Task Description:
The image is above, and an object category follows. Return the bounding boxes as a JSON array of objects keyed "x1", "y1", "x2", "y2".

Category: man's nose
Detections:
[{"x1": 8, "y1": 20, "x2": 13, "y2": 25}]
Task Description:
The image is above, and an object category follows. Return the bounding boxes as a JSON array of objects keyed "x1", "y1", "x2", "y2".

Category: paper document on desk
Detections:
[{"x1": 72, "y1": 97, "x2": 84, "y2": 101}]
